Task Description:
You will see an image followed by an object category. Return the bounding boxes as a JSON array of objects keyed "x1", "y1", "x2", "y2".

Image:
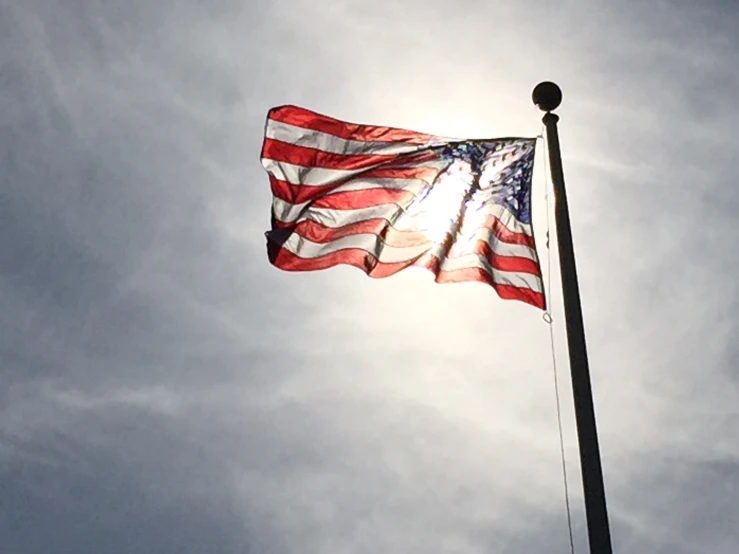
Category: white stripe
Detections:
[
  {"x1": 457, "y1": 238, "x2": 539, "y2": 261},
  {"x1": 423, "y1": 231, "x2": 537, "y2": 263},
  {"x1": 434, "y1": 254, "x2": 544, "y2": 292},
  {"x1": 280, "y1": 211, "x2": 539, "y2": 267},
  {"x1": 279, "y1": 232, "x2": 542, "y2": 292},
  {"x1": 266, "y1": 166, "x2": 535, "y2": 239},
  {"x1": 274, "y1": 197, "x2": 534, "y2": 243},
  {"x1": 262, "y1": 158, "x2": 448, "y2": 187},
  {"x1": 271, "y1": 177, "x2": 431, "y2": 224},
  {"x1": 278, "y1": 201, "x2": 538, "y2": 261},
  {"x1": 266, "y1": 120, "x2": 432, "y2": 156},
  {"x1": 337, "y1": 177, "x2": 432, "y2": 195},
  {"x1": 476, "y1": 203, "x2": 535, "y2": 237},
  {"x1": 274, "y1": 176, "x2": 433, "y2": 206},
  {"x1": 476, "y1": 230, "x2": 538, "y2": 260},
  {"x1": 273, "y1": 200, "x2": 424, "y2": 231},
  {"x1": 262, "y1": 158, "x2": 356, "y2": 186},
  {"x1": 281, "y1": 232, "x2": 430, "y2": 264}
]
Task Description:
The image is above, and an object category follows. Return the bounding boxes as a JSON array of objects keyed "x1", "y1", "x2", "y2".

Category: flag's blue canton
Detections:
[
  {"x1": 441, "y1": 141, "x2": 491, "y2": 174},
  {"x1": 440, "y1": 140, "x2": 535, "y2": 224}
]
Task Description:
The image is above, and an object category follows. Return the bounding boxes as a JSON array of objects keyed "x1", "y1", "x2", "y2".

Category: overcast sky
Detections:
[{"x1": 2, "y1": 1, "x2": 738, "y2": 553}]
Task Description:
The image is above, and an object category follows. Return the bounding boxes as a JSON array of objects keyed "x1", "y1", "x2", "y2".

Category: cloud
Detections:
[{"x1": 1, "y1": 0, "x2": 738, "y2": 553}]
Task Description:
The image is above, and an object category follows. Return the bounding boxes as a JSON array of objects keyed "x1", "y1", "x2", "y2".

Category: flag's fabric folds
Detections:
[{"x1": 261, "y1": 105, "x2": 545, "y2": 309}]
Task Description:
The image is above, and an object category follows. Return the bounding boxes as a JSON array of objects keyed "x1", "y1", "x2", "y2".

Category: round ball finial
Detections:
[{"x1": 532, "y1": 81, "x2": 562, "y2": 112}]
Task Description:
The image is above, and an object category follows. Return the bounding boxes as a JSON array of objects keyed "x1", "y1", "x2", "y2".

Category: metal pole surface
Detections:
[{"x1": 533, "y1": 82, "x2": 614, "y2": 554}]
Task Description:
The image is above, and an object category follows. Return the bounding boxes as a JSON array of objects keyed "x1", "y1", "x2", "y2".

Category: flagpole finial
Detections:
[{"x1": 532, "y1": 82, "x2": 562, "y2": 112}]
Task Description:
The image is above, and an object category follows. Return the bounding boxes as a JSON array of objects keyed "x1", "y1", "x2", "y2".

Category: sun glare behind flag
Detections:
[{"x1": 261, "y1": 105, "x2": 545, "y2": 309}]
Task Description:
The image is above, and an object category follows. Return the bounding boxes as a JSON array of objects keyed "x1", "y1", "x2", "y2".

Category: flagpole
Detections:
[{"x1": 532, "y1": 82, "x2": 614, "y2": 554}]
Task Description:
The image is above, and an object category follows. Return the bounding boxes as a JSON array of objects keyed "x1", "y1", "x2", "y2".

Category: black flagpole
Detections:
[{"x1": 532, "y1": 82, "x2": 614, "y2": 554}]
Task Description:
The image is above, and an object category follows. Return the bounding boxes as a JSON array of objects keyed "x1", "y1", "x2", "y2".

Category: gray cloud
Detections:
[{"x1": 2, "y1": 0, "x2": 738, "y2": 553}]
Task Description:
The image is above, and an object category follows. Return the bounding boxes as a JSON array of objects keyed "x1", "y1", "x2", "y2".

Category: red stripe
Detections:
[
  {"x1": 422, "y1": 251, "x2": 540, "y2": 280},
  {"x1": 270, "y1": 220, "x2": 539, "y2": 275},
  {"x1": 263, "y1": 138, "x2": 396, "y2": 170},
  {"x1": 477, "y1": 243, "x2": 541, "y2": 275},
  {"x1": 270, "y1": 245, "x2": 417, "y2": 278},
  {"x1": 269, "y1": 166, "x2": 440, "y2": 204},
  {"x1": 273, "y1": 216, "x2": 539, "y2": 273},
  {"x1": 421, "y1": 257, "x2": 543, "y2": 307},
  {"x1": 268, "y1": 246, "x2": 544, "y2": 309},
  {"x1": 263, "y1": 138, "x2": 437, "y2": 171},
  {"x1": 268, "y1": 105, "x2": 436, "y2": 145},
  {"x1": 273, "y1": 193, "x2": 535, "y2": 249},
  {"x1": 310, "y1": 188, "x2": 416, "y2": 211},
  {"x1": 441, "y1": 242, "x2": 541, "y2": 275},
  {"x1": 276, "y1": 218, "x2": 430, "y2": 248},
  {"x1": 433, "y1": 267, "x2": 546, "y2": 309},
  {"x1": 482, "y1": 215, "x2": 535, "y2": 247},
  {"x1": 443, "y1": 239, "x2": 540, "y2": 275}
]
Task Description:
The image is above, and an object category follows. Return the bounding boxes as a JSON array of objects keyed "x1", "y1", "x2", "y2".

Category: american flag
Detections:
[{"x1": 261, "y1": 105, "x2": 545, "y2": 309}]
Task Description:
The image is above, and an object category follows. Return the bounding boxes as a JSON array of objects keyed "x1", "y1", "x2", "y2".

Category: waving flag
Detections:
[{"x1": 261, "y1": 105, "x2": 545, "y2": 309}]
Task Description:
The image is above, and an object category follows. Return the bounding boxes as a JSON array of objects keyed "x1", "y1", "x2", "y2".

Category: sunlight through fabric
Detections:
[
  {"x1": 405, "y1": 160, "x2": 474, "y2": 247},
  {"x1": 261, "y1": 105, "x2": 545, "y2": 309}
]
